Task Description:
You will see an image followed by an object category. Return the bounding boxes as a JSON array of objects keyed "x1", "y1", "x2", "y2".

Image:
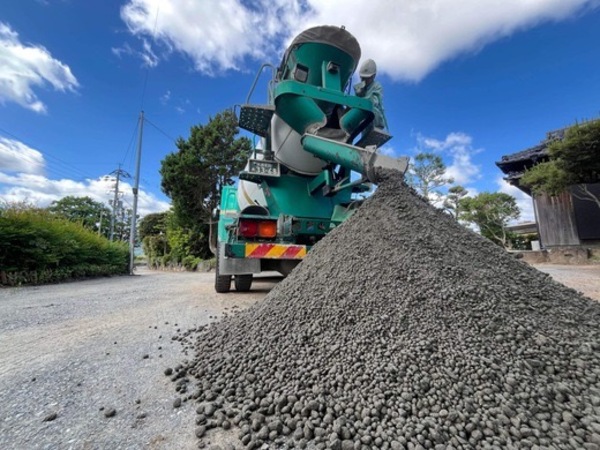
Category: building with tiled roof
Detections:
[{"x1": 496, "y1": 125, "x2": 600, "y2": 250}]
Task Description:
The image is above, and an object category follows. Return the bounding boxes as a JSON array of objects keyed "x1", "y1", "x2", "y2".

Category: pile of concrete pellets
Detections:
[{"x1": 172, "y1": 171, "x2": 600, "y2": 450}]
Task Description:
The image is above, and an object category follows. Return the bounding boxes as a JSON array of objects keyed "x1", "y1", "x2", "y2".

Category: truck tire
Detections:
[
  {"x1": 234, "y1": 274, "x2": 253, "y2": 292},
  {"x1": 215, "y1": 252, "x2": 232, "y2": 293}
]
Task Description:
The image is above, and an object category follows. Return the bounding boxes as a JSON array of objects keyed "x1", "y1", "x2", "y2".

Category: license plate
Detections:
[{"x1": 247, "y1": 159, "x2": 280, "y2": 177}]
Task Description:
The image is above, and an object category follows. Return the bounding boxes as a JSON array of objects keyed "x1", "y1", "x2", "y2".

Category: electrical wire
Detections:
[
  {"x1": 120, "y1": 118, "x2": 140, "y2": 170},
  {"x1": 0, "y1": 126, "x2": 96, "y2": 180},
  {"x1": 144, "y1": 116, "x2": 178, "y2": 144},
  {"x1": 139, "y1": 2, "x2": 161, "y2": 110}
]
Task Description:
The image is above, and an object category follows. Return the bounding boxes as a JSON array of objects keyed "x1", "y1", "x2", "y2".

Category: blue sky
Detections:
[{"x1": 1, "y1": 0, "x2": 599, "y2": 220}]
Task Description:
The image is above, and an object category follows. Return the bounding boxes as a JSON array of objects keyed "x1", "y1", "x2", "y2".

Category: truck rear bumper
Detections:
[
  {"x1": 219, "y1": 244, "x2": 261, "y2": 275},
  {"x1": 244, "y1": 243, "x2": 307, "y2": 259},
  {"x1": 225, "y1": 243, "x2": 308, "y2": 259},
  {"x1": 219, "y1": 243, "x2": 309, "y2": 275}
]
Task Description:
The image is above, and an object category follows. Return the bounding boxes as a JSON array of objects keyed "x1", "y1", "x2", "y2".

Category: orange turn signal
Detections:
[{"x1": 258, "y1": 220, "x2": 277, "y2": 238}]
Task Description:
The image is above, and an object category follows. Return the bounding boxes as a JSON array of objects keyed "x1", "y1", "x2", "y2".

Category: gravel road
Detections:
[
  {"x1": 534, "y1": 264, "x2": 600, "y2": 301},
  {"x1": 0, "y1": 268, "x2": 278, "y2": 450},
  {"x1": 0, "y1": 263, "x2": 596, "y2": 449}
]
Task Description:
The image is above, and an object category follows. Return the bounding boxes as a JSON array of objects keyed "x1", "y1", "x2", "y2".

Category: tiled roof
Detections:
[
  {"x1": 497, "y1": 127, "x2": 567, "y2": 166},
  {"x1": 495, "y1": 127, "x2": 570, "y2": 195},
  {"x1": 497, "y1": 143, "x2": 548, "y2": 165}
]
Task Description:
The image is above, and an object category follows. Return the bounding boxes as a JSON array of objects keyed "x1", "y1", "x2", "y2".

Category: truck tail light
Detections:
[
  {"x1": 239, "y1": 219, "x2": 277, "y2": 238},
  {"x1": 239, "y1": 220, "x2": 259, "y2": 237},
  {"x1": 258, "y1": 220, "x2": 277, "y2": 238}
]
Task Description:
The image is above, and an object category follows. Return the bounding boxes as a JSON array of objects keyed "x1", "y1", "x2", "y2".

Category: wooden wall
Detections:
[
  {"x1": 534, "y1": 192, "x2": 580, "y2": 247},
  {"x1": 571, "y1": 183, "x2": 600, "y2": 240}
]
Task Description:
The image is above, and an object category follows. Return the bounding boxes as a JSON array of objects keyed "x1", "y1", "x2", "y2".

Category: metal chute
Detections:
[{"x1": 301, "y1": 134, "x2": 409, "y2": 183}]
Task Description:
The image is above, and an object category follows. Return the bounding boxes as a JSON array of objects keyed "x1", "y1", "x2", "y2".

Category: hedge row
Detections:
[
  {"x1": 0, "y1": 207, "x2": 129, "y2": 285},
  {"x1": 142, "y1": 235, "x2": 210, "y2": 271}
]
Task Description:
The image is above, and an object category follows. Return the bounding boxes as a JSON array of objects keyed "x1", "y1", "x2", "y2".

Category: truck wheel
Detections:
[
  {"x1": 215, "y1": 273, "x2": 232, "y2": 293},
  {"x1": 215, "y1": 253, "x2": 231, "y2": 293},
  {"x1": 234, "y1": 274, "x2": 253, "y2": 292}
]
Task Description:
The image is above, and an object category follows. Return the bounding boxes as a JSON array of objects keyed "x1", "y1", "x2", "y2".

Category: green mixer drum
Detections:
[{"x1": 278, "y1": 26, "x2": 361, "y2": 88}]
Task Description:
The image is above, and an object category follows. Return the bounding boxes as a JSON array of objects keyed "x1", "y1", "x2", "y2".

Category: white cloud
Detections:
[
  {"x1": 0, "y1": 171, "x2": 170, "y2": 217},
  {"x1": 418, "y1": 132, "x2": 481, "y2": 185},
  {"x1": 298, "y1": 0, "x2": 599, "y2": 81},
  {"x1": 141, "y1": 39, "x2": 159, "y2": 67},
  {"x1": 497, "y1": 177, "x2": 535, "y2": 223},
  {"x1": 378, "y1": 144, "x2": 397, "y2": 157},
  {"x1": 120, "y1": 0, "x2": 302, "y2": 75},
  {"x1": 112, "y1": 40, "x2": 158, "y2": 68},
  {"x1": 0, "y1": 137, "x2": 45, "y2": 174},
  {"x1": 0, "y1": 22, "x2": 78, "y2": 113},
  {"x1": 160, "y1": 89, "x2": 171, "y2": 104},
  {"x1": 465, "y1": 186, "x2": 479, "y2": 198},
  {"x1": 120, "y1": 0, "x2": 598, "y2": 80},
  {"x1": 112, "y1": 42, "x2": 134, "y2": 59}
]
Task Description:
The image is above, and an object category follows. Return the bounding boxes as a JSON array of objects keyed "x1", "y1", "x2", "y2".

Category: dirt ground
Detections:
[
  {"x1": 0, "y1": 264, "x2": 596, "y2": 449},
  {"x1": 0, "y1": 268, "x2": 278, "y2": 450},
  {"x1": 534, "y1": 263, "x2": 600, "y2": 301}
]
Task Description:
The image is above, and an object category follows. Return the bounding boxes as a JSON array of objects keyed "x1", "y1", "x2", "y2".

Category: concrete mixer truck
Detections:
[{"x1": 212, "y1": 25, "x2": 408, "y2": 293}]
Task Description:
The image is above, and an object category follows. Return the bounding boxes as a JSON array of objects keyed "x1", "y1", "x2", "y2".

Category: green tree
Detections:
[
  {"x1": 47, "y1": 196, "x2": 111, "y2": 236},
  {"x1": 521, "y1": 120, "x2": 600, "y2": 208},
  {"x1": 443, "y1": 185, "x2": 468, "y2": 219},
  {"x1": 140, "y1": 211, "x2": 171, "y2": 267},
  {"x1": 407, "y1": 152, "x2": 454, "y2": 200},
  {"x1": 160, "y1": 110, "x2": 251, "y2": 257},
  {"x1": 460, "y1": 192, "x2": 520, "y2": 248},
  {"x1": 138, "y1": 211, "x2": 169, "y2": 241},
  {"x1": 139, "y1": 211, "x2": 170, "y2": 267}
]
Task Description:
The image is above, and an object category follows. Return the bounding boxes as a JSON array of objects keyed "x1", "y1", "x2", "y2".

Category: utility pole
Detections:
[
  {"x1": 129, "y1": 111, "x2": 144, "y2": 275},
  {"x1": 108, "y1": 164, "x2": 131, "y2": 241},
  {"x1": 98, "y1": 208, "x2": 104, "y2": 236}
]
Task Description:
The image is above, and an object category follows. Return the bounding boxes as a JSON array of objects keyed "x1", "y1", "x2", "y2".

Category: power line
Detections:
[
  {"x1": 120, "y1": 118, "x2": 140, "y2": 169},
  {"x1": 0, "y1": 126, "x2": 95, "y2": 180},
  {"x1": 139, "y1": 2, "x2": 161, "y2": 110},
  {"x1": 0, "y1": 150, "x2": 90, "y2": 181},
  {"x1": 42, "y1": 167, "x2": 90, "y2": 182},
  {"x1": 0, "y1": 119, "x2": 142, "y2": 187},
  {"x1": 144, "y1": 116, "x2": 178, "y2": 143},
  {"x1": 0, "y1": 150, "x2": 86, "y2": 181}
]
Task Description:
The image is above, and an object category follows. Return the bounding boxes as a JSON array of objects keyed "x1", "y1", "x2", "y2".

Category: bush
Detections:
[
  {"x1": 142, "y1": 234, "x2": 170, "y2": 269},
  {"x1": 510, "y1": 233, "x2": 539, "y2": 251},
  {"x1": 139, "y1": 209, "x2": 212, "y2": 270},
  {"x1": 182, "y1": 255, "x2": 201, "y2": 271},
  {"x1": 0, "y1": 206, "x2": 128, "y2": 285}
]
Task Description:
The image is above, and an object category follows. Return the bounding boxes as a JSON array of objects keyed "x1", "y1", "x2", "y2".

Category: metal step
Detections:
[{"x1": 238, "y1": 105, "x2": 275, "y2": 137}]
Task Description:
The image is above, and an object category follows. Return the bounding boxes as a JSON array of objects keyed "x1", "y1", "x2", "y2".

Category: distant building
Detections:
[
  {"x1": 496, "y1": 127, "x2": 600, "y2": 248},
  {"x1": 505, "y1": 222, "x2": 538, "y2": 236}
]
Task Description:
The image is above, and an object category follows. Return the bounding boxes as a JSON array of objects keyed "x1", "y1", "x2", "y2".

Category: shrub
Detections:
[
  {"x1": 182, "y1": 255, "x2": 201, "y2": 271},
  {"x1": 0, "y1": 206, "x2": 128, "y2": 285}
]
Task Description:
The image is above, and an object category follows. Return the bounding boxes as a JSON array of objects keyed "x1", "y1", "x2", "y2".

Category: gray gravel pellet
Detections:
[
  {"x1": 42, "y1": 412, "x2": 58, "y2": 422},
  {"x1": 175, "y1": 170, "x2": 600, "y2": 449}
]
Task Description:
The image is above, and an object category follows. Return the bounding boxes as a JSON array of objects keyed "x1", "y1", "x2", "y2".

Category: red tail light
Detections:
[
  {"x1": 239, "y1": 219, "x2": 277, "y2": 238},
  {"x1": 239, "y1": 220, "x2": 259, "y2": 237}
]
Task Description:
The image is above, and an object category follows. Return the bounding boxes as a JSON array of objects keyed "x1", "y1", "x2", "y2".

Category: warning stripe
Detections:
[
  {"x1": 245, "y1": 243, "x2": 307, "y2": 259},
  {"x1": 281, "y1": 245, "x2": 306, "y2": 259}
]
